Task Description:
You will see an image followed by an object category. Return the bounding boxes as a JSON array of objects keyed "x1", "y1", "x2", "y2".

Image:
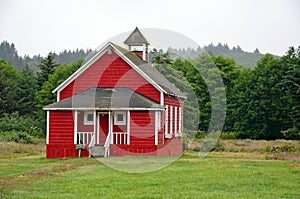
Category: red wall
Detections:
[
  {"x1": 47, "y1": 111, "x2": 84, "y2": 158},
  {"x1": 59, "y1": 51, "x2": 160, "y2": 103},
  {"x1": 77, "y1": 111, "x2": 94, "y2": 132},
  {"x1": 110, "y1": 111, "x2": 157, "y2": 156}
]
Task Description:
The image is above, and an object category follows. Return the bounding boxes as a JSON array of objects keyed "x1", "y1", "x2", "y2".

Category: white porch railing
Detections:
[
  {"x1": 112, "y1": 132, "x2": 129, "y2": 145},
  {"x1": 77, "y1": 132, "x2": 94, "y2": 145},
  {"x1": 104, "y1": 132, "x2": 112, "y2": 157}
]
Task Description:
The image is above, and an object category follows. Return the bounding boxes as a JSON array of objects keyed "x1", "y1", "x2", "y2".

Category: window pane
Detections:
[
  {"x1": 87, "y1": 114, "x2": 93, "y2": 122},
  {"x1": 117, "y1": 114, "x2": 123, "y2": 122}
]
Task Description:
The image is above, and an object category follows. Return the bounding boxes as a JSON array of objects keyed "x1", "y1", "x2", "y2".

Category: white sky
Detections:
[{"x1": 0, "y1": 0, "x2": 299, "y2": 57}]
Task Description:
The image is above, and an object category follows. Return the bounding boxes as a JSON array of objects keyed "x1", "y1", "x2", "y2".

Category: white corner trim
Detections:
[
  {"x1": 127, "y1": 111, "x2": 130, "y2": 145},
  {"x1": 46, "y1": 111, "x2": 49, "y2": 144},
  {"x1": 74, "y1": 110, "x2": 78, "y2": 144},
  {"x1": 57, "y1": 91, "x2": 60, "y2": 102},
  {"x1": 154, "y1": 111, "x2": 159, "y2": 145},
  {"x1": 160, "y1": 92, "x2": 164, "y2": 106}
]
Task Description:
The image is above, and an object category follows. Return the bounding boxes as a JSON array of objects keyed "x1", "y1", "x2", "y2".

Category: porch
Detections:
[{"x1": 74, "y1": 110, "x2": 131, "y2": 157}]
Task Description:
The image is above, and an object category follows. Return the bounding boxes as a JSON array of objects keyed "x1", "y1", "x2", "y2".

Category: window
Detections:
[
  {"x1": 155, "y1": 111, "x2": 161, "y2": 131},
  {"x1": 84, "y1": 111, "x2": 94, "y2": 125},
  {"x1": 170, "y1": 106, "x2": 173, "y2": 134},
  {"x1": 114, "y1": 112, "x2": 126, "y2": 125},
  {"x1": 165, "y1": 105, "x2": 168, "y2": 134},
  {"x1": 174, "y1": 107, "x2": 178, "y2": 134}
]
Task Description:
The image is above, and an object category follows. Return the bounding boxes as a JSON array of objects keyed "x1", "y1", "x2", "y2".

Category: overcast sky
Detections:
[{"x1": 0, "y1": 0, "x2": 299, "y2": 57}]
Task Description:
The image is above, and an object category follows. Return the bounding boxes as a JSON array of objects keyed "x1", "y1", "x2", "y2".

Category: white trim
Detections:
[
  {"x1": 142, "y1": 43, "x2": 146, "y2": 61},
  {"x1": 57, "y1": 91, "x2": 60, "y2": 102},
  {"x1": 174, "y1": 107, "x2": 178, "y2": 134},
  {"x1": 110, "y1": 44, "x2": 167, "y2": 94},
  {"x1": 97, "y1": 112, "x2": 100, "y2": 145},
  {"x1": 53, "y1": 43, "x2": 111, "y2": 94},
  {"x1": 74, "y1": 110, "x2": 78, "y2": 144},
  {"x1": 84, "y1": 111, "x2": 94, "y2": 125},
  {"x1": 179, "y1": 107, "x2": 182, "y2": 134},
  {"x1": 165, "y1": 105, "x2": 168, "y2": 135},
  {"x1": 154, "y1": 111, "x2": 159, "y2": 145},
  {"x1": 93, "y1": 111, "x2": 96, "y2": 144},
  {"x1": 160, "y1": 92, "x2": 164, "y2": 106},
  {"x1": 127, "y1": 111, "x2": 130, "y2": 145},
  {"x1": 43, "y1": 107, "x2": 164, "y2": 111},
  {"x1": 52, "y1": 42, "x2": 169, "y2": 96},
  {"x1": 114, "y1": 111, "x2": 126, "y2": 125},
  {"x1": 46, "y1": 111, "x2": 49, "y2": 144},
  {"x1": 170, "y1": 106, "x2": 173, "y2": 135},
  {"x1": 109, "y1": 111, "x2": 113, "y2": 144}
]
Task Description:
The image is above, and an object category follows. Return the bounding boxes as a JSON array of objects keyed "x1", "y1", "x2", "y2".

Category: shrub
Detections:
[
  {"x1": 282, "y1": 127, "x2": 300, "y2": 140},
  {"x1": 195, "y1": 131, "x2": 206, "y2": 139},
  {"x1": 220, "y1": 132, "x2": 237, "y2": 139},
  {"x1": 0, "y1": 112, "x2": 44, "y2": 137},
  {"x1": 0, "y1": 130, "x2": 34, "y2": 144}
]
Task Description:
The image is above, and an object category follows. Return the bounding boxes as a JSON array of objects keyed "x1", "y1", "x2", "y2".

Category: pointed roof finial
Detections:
[{"x1": 124, "y1": 27, "x2": 150, "y2": 46}]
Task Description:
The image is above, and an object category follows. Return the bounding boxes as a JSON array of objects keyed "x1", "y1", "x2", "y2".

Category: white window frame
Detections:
[
  {"x1": 170, "y1": 106, "x2": 173, "y2": 134},
  {"x1": 84, "y1": 111, "x2": 94, "y2": 125},
  {"x1": 179, "y1": 107, "x2": 182, "y2": 134},
  {"x1": 165, "y1": 105, "x2": 168, "y2": 135},
  {"x1": 174, "y1": 107, "x2": 178, "y2": 134},
  {"x1": 156, "y1": 111, "x2": 161, "y2": 131},
  {"x1": 114, "y1": 111, "x2": 126, "y2": 125}
]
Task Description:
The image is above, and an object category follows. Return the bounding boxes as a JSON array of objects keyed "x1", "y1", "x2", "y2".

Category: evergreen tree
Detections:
[{"x1": 36, "y1": 52, "x2": 59, "y2": 89}]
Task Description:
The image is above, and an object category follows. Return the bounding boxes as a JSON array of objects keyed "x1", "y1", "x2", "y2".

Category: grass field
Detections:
[{"x1": 0, "y1": 140, "x2": 299, "y2": 198}]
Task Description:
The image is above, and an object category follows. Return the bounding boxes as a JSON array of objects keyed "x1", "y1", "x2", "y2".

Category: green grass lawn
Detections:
[{"x1": 0, "y1": 151, "x2": 299, "y2": 199}]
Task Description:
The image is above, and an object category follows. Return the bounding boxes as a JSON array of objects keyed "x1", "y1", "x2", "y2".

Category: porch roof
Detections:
[{"x1": 43, "y1": 87, "x2": 164, "y2": 111}]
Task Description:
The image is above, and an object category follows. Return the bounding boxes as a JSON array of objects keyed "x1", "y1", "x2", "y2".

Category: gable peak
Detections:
[{"x1": 124, "y1": 27, "x2": 150, "y2": 46}]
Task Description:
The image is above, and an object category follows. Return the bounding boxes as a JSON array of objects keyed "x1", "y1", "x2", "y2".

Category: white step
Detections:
[{"x1": 90, "y1": 145, "x2": 105, "y2": 157}]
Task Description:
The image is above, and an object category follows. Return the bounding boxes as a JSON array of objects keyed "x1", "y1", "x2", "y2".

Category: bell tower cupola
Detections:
[{"x1": 124, "y1": 27, "x2": 150, "y2": 62}]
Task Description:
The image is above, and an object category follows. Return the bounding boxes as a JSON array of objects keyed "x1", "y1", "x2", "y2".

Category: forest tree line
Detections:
[{"x1": 0, "y1": 42, "x2": 299, "y2": 142}]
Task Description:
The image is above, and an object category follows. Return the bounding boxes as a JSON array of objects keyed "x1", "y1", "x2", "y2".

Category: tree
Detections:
[
  {"x1": 0, "y1": 60, "x2": 20, "y2": 116},
  {"x1": 36, "y1": 52, "x2": 59, "y2": 89},
  {"x1": 150, "y1": 49, "x2": 173, "y2": 65},
  {"x1": 280, "y1": 47, "x2": 300, "y2": 139},
  {"x1": 15, "y1": 65, "x2": 38, "y2": 116},
  {"x1": 36, "y1": 59, "x2": 84, "y2": 107},
  {"x1": 232, "y1": 54, "x2": 293, "y2": 139}
]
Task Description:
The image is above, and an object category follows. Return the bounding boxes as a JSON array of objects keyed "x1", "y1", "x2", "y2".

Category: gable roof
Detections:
[
  {"x1": 124, "y1": 27, "x2": 150, "y2": 46},
  {"x1": 44, "y1": 87, "x2": 164, "y2": 110},
  {"x1": 53, "y1": 42, "x2": 185, "y2": 99}
]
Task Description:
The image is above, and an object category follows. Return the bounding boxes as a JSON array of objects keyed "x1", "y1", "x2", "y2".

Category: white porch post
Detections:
[
  {"x1": 127, "y1": 111, "x2": 130, "y2": 145},
  {"x1": 154, "y1": 111, "x2": 158, "y2": 145},
  {"x1": 93, "y1": 110, "x2": 96, "y2": 145},
  {"x1": 74, "y1": 110, "x2": 78, "y2": 144},
  {"x1": 46, "y1": 111, "x2": 49, "y2": 144},
  {"x1": 109, "y1": 111, "x2": 113, "y2": 144}
]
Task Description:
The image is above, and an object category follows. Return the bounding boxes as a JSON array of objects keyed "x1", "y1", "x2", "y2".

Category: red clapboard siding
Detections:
[
  {"x1": 130, "y1": 111, "x2": 155, "y2": 146},
  {"x1": 47, "y1": 111, "x2": 81, "y2": 158},
  {"x1": 49, "y1": 111, "x2": 74, "y2": 144},
  {"x1": 164, "y1": 94, "x2": 181, "y2": 107},
  {"x1": 59, "y1": 51, "x2": 160, "y2": 102}
]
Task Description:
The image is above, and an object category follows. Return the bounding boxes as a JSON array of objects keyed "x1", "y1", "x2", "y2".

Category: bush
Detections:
[
  {"x1": 195, "y1": 131, "x2": 206, "y2": 139},
  {"x1": 220, "y1": 132, "x2": 237, "y2": 139},
  {"x1": 0, "y1": 112, "x2": 44, "y2": 137},
  {"x1": 282, "y1": 127, "x2": 300, "y2": 140},
  {"x1": 0, "y1": 130, "x2": 34, "y2": 144}
]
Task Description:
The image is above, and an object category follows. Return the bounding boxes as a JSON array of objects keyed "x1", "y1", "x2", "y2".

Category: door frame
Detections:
[{"x1": 97, "y1": 112, "x2": 109, "y2": 145}]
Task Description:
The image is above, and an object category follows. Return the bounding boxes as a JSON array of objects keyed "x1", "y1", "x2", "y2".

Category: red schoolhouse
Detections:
[{"x1": 44, "y1": 28, "x2": 185, "y2": 158}]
